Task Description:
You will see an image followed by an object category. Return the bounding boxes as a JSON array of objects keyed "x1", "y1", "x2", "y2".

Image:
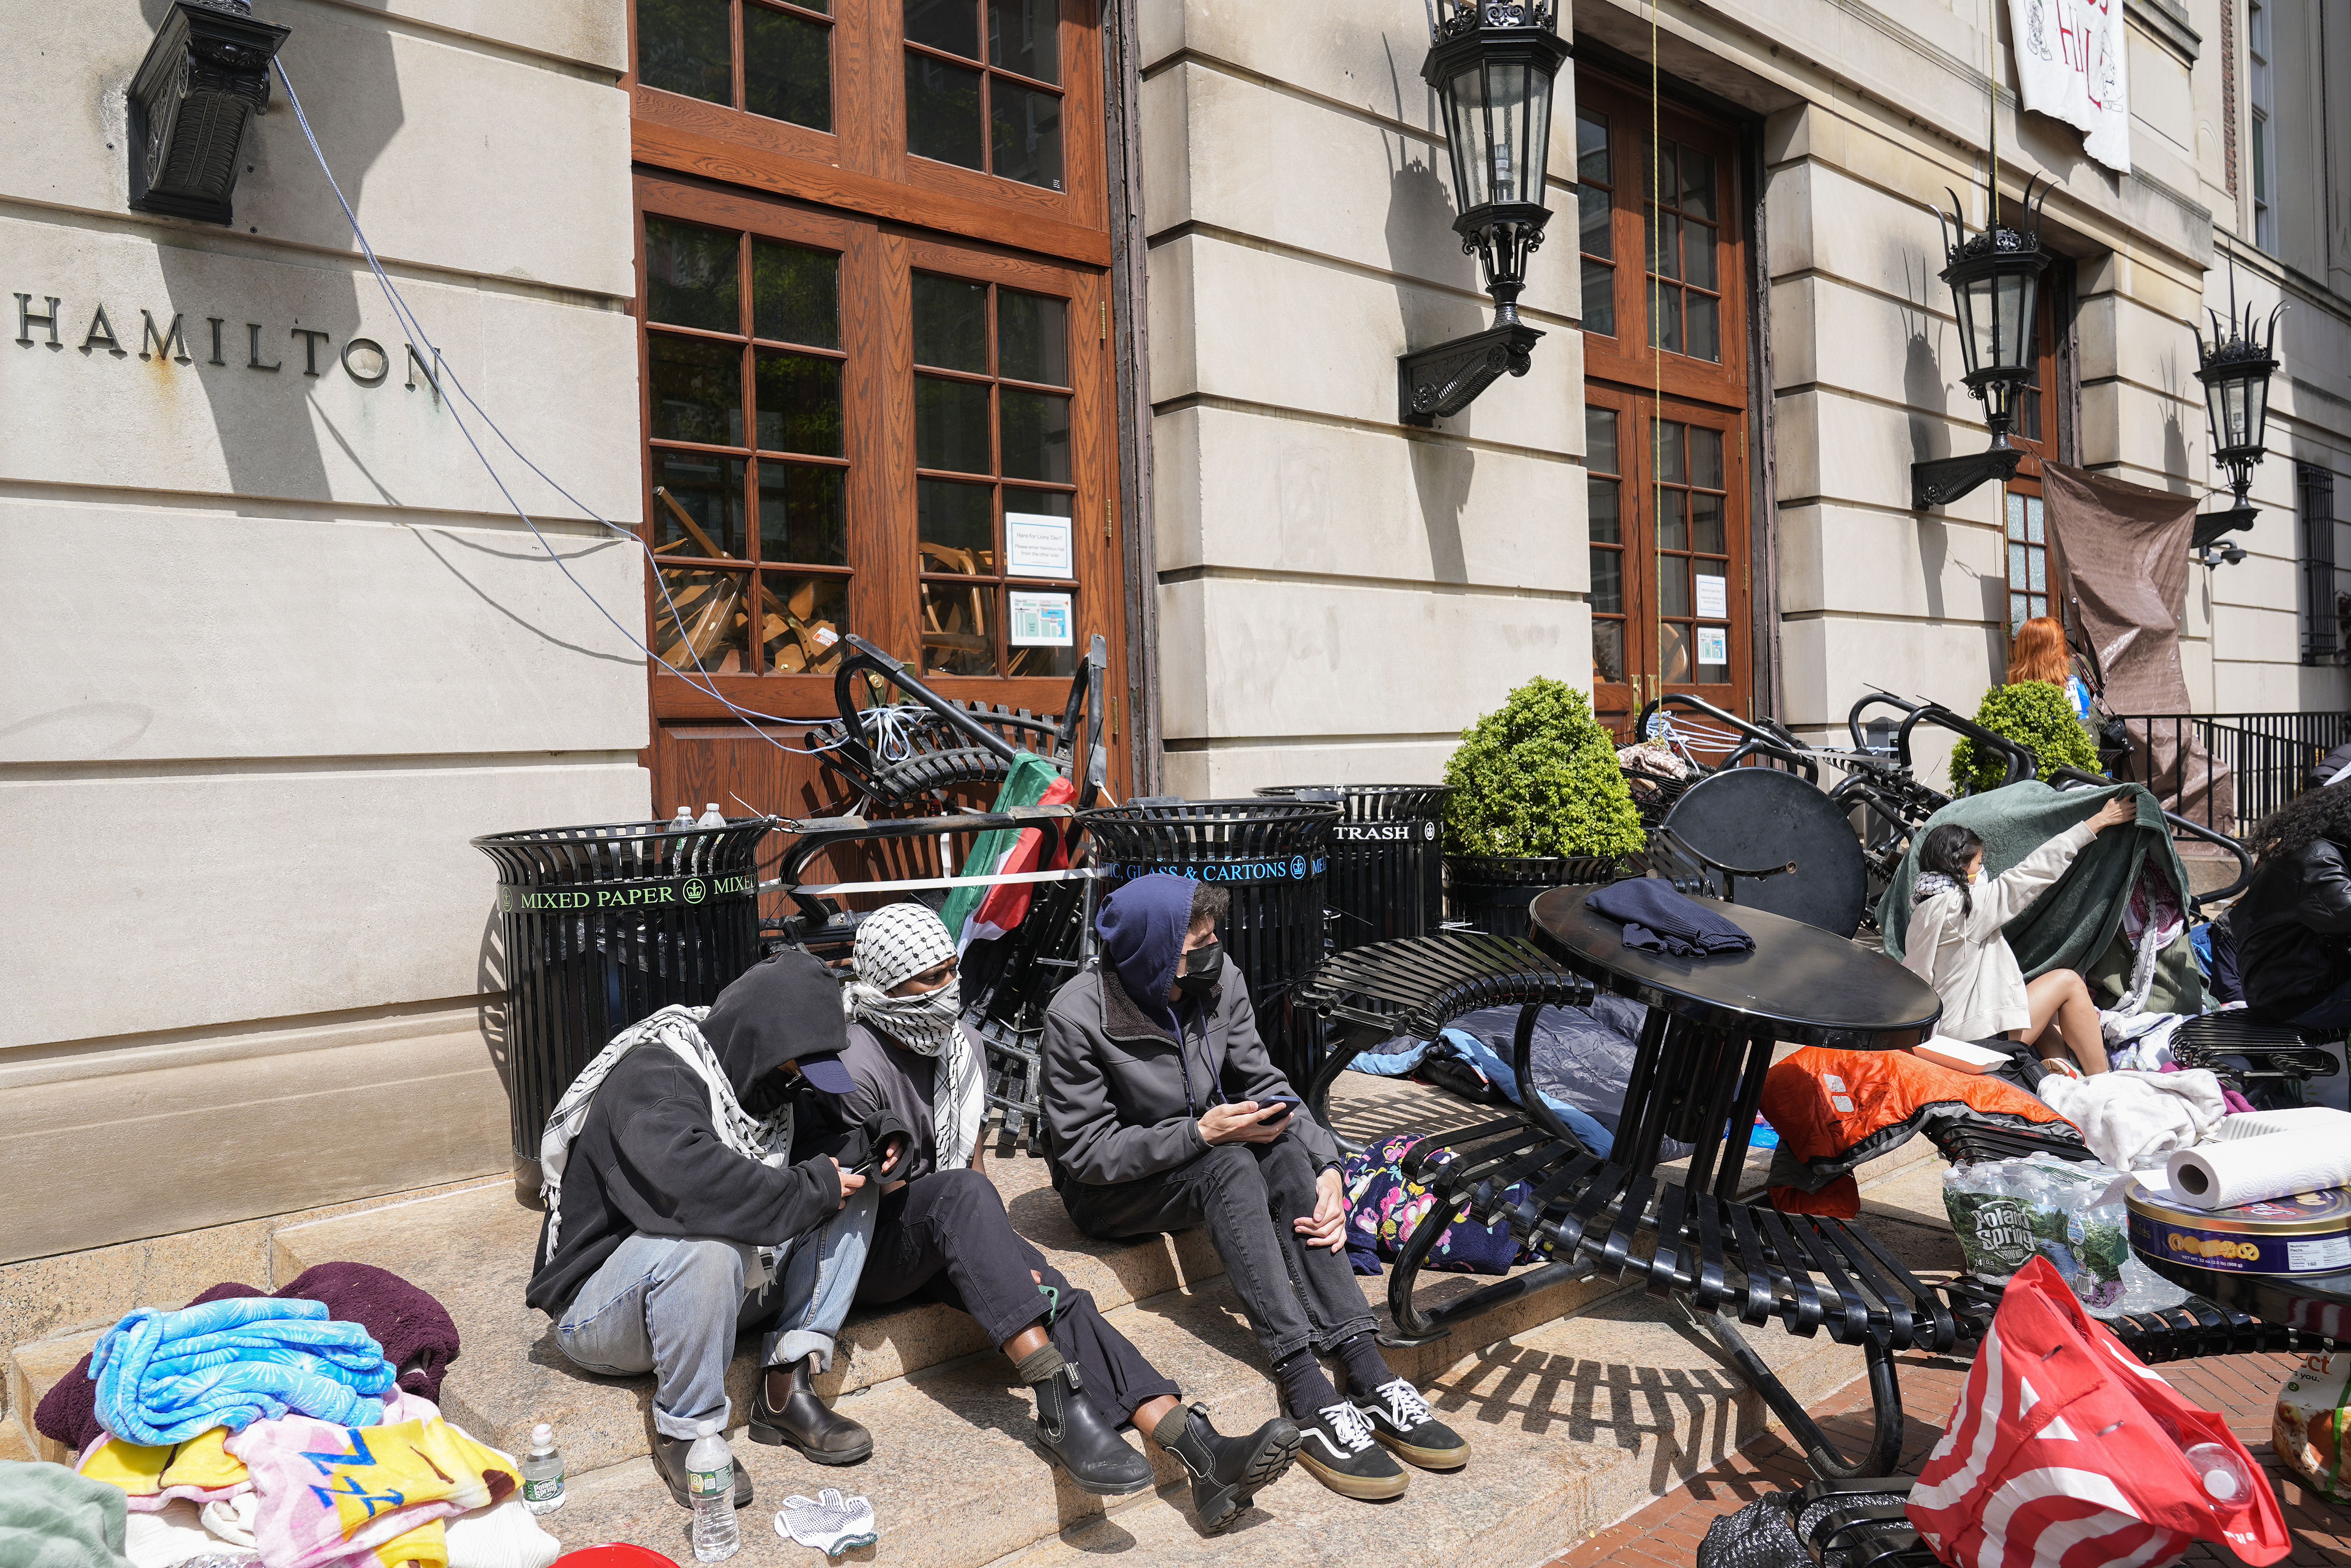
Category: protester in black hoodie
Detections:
[
  {"x1": 1042, "y1": 874, "x2": 1468, "y2": 1502},
  {"x1": 524, "y1": 949, "x2": 869, "y2": 1510},
  {"x1": 2237, "y1": 782, "x2": 2351, "y2": 1029}
]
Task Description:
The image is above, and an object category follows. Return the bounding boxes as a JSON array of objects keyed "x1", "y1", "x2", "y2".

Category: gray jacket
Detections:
[{"x1": 1041, "y1": 966, "x2": 1341, "y2": 1187}]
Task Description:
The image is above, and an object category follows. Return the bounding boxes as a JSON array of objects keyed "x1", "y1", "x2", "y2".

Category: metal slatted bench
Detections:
[
  {"x1": 2172, "y1": 1013, "x2": 2345, "y2": 1094},
  {"x1": 1300, "y1": 930, "x2": 1958, "y2": 1479}
]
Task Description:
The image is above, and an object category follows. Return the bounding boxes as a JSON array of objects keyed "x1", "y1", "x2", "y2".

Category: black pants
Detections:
[
  {"x1": 1060, "y1": 1133, "x2": 1376, "y2": 1366},
  {"x1": 855, "y1": 1168, "x2": 1178, "y2": 1426}
]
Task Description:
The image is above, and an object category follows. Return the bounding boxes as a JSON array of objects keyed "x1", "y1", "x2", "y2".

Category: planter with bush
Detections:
[
  {"x1": 1441, "y1": 677, "x2": 1646, "y2": 931},
  {"x1": 1949, "y1": 681, "x2": 2101, "y2": 794}
]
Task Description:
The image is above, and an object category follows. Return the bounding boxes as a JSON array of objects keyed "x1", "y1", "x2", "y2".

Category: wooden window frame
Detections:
[
  {"x1": 1575, "y1": 75, "x2": 1750, "y2": 408},
  {"x1": 2001, "y1": 262, "x2": 2073, "y2": 639},
  {"x1": 628, "y1": 0, "x2": 1110, "y2": 268},
  {"x1": 1578, "y1": 68, "x2": 1753, "y2": 730},
  {"x1": 636, "y1": 177, "x2": 1118, "y2": 723}
]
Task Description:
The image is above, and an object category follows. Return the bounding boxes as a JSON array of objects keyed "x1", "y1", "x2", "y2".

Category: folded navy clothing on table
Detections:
[{"x1": 1586, "y1": 878, "x2": 1755, "y2": 958}]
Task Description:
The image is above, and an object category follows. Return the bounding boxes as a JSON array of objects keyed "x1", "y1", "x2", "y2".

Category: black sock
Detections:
[
  {"x1": 1331, "y1": 1332, "x2": 1395, "y2": 1398},
  {"x1": 1273, "y1": 1347, "x2": 1340, "y2": 1417}
]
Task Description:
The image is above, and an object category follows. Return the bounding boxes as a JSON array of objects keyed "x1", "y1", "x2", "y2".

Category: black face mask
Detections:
[
  {"x1": 741, "y1": 1069, "x2": 793, "y2": 1119},
  {"x1": 1175, "y1": 939, "x2": 1224, "y2": 999}
]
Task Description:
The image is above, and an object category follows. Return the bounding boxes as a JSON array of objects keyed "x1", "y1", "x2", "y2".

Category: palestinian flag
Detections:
[{"x1": 942, "y1": 754, "x2": 1071, "y2": 949}]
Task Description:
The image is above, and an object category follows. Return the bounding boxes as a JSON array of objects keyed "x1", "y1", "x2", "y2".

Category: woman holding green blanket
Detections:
[{"x1": 1901, "y1": 796, "x2": 2136, "y2": 1074}]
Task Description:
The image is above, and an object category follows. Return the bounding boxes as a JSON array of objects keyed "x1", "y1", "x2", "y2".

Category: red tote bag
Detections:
[{"x1": 1907, "y1": 1257, "x2": 2290, "y2": 1568}]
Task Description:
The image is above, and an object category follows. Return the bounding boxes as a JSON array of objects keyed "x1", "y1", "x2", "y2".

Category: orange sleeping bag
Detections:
[{"x1": 1761, "y1": 1045, "x2": 2077, "y2": 1217}]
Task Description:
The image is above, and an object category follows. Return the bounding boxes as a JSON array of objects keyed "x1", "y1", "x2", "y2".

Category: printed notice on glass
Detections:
[
  {"x1": 1008, "y1": 591, "x2": 1074, "y2": 646},
  {"x1": 1696, "y1": 627, "x2": 1729, "y2": 668},
  {"x1": 1695, "y1": 574, "x2": 1728, "y2": 618},
  {"x1": 1005, "y1": 512, "x2": 1075, "y2": 578}
]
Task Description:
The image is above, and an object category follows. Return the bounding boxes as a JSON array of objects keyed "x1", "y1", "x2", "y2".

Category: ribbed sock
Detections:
[
  {"x1": 1273, "y1": 1347, "x2": 1340, "y2": 1417},
  {"x1": 1331, "y1": 1332, "x2": 1395, "y2": 1399},
  {"x1": 1147, "y1": 1401, "x2": 1193, "y2": 1447},
  {"x1": 1013, "y1": 1343, "x2": 1067, "y2": 1385}
]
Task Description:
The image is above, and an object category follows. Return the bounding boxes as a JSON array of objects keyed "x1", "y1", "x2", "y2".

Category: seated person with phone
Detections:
[
  {"x1": 799, "y1": 903, "x2": 1301, "y2": 1534},
  {"x1": 1043, "y1": 876, "x2": 1468, "y2": 1502}
]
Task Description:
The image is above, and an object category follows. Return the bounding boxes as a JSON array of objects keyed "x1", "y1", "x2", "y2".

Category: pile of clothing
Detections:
[{"x1": 12, "y1": 1264, "x2": 555, "y2": 1568}]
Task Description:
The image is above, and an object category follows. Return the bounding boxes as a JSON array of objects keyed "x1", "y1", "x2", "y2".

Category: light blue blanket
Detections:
[
  {"x1": 1352, "y1": 1029, "x2": 1618, "y2": 1157},
  {"x1": 89, "y1": 1296, "x2": 397, "y2": 1446}
]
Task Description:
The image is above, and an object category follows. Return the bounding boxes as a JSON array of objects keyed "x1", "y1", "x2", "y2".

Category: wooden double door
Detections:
[{"x1": 1576, "y1": 70, "x2": 1755, "y2": 738}]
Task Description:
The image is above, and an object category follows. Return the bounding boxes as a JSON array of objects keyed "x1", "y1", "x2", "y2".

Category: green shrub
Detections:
[
  {"x1": 1442, "y1": 677, "x2": 1647, "y2": 858},
  {"x1": 1950, "y1": 681, "x2": 2101, "y2": 794}
]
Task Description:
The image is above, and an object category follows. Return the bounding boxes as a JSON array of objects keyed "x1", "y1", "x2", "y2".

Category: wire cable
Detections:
[{"x1": 272, "y1": 60, "x2": 868, "y2": 763}]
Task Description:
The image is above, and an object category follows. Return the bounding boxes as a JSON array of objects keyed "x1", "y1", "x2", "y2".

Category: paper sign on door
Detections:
[
  {"x1": 1695, "y1": 574, "x2": 1728, "y2": 618},
  {"x1": 1696, "y1": 627, "x2": 1729, "y2": 668},
  {"x1": 1009, "y1": 591, "x2": 1074, "y2": 646},
  {"x1": 1005, "y1": 512, "x2": 1075, "y2": 578}
]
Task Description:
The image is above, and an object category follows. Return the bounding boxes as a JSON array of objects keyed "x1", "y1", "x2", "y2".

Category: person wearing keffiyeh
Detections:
[
  {"x1": 799, "y1": 902, "x2": 1302, "y2": 1530},
  {"x1": 523, "y1": 948, "x2": 874, "y2": 1510}
]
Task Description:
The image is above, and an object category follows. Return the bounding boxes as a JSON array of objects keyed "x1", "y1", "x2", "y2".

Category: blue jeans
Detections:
[{"x1": 555, "y1": 1186, "x2": 878, "y2": 1440}]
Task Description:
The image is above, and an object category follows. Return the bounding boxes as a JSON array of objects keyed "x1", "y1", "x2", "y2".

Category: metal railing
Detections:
[{"x1": 2111, "y1": 711, "x2": 2351, "y2": 838}]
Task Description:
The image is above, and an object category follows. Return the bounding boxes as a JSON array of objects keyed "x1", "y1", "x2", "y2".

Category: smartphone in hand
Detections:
[{"x1": 1255, "y1": 1094, "x2": 1303, "y2": 1123}]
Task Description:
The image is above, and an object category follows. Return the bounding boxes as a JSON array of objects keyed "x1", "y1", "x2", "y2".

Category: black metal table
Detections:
[{"x1": 1528, "y1": 885, "x2": 1942, "y2": 1199}]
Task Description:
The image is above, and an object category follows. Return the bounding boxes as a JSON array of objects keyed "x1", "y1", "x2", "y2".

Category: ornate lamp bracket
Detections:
[
  {"x1": 1399, "y1": 322, "x2": 1544, "y2": 427},
  {"x1": 1909, "y1": 445, "x2": 2024, "y2": 511}
]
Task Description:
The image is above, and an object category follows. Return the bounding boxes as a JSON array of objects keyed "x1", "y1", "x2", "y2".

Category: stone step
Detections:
[{"x1": 535, "y1": 1259, "x2": 1872, "y2": 1568}]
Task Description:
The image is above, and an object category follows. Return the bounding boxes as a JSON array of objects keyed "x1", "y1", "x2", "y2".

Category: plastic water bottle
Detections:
[
  {"x1": 696, "y1": 802, "x2": 726, "y2": 827},
  {"x1": 2183, "y1": 1441, "x2": 2254, "y2": 1503},
  {"x1": 519, "y1": 1423, "x2": 565, "y2": 1515},
  {"x1": 687, "y1": 1420, "x2": 739, "y2": 1561}
]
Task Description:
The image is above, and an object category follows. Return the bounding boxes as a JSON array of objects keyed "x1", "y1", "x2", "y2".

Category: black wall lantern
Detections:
[
  {"x1": 1399, "y1": 2, "x2": 1571, "y2": 427},
  {"x1": 1911, "y1": 177, "x2": 2053, "y2": 509},
  {"x1": 2191, "y1": 280, "x2": 2282, "y2": 554},
  {"x1": 128, "y1": 0, "x2": 291, "y2": 226}
]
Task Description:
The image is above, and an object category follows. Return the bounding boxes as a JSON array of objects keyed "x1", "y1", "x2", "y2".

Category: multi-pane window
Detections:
[
  {"x1": 1653, "y1": 421, "x2": 1731, "y2": 684},
  {"x1": 2006, "y1": 493, "x2": 2049, "y2": 634},
  {"x1": 1576, "y1": 111, "x2": 1615, "y2": 338},
  {"x1": 2249, "y1": 0, "x2": 2276, "y2": 254},
  {"x1": 913, "y1": 273, "x2": 1077, "y2": 678},
  {"x1": 1587, "y1": 407, "x2": 1624, "y2": 685},
  {"x1": 904, "y1": 0, "x2": 1064, "y2": 191},
  {"x1": 636, "y1": 0, "x2": 832, "y2": 133},
  {"x1": 643, "y1": 216, "x2": 851, "y2": 676},
  {"x1": 1645, "y1": 137, "x2": 1721, "y2": 363}
]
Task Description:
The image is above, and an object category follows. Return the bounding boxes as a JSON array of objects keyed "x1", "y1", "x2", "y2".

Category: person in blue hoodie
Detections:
[{"x1": 1042, "y1": 874, "x2": 1469, "y2": 1502}]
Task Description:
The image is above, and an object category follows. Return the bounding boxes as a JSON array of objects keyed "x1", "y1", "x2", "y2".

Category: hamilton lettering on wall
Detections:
[{"x1": 12, "y1": 292, "x2": 436, "y2": 390}]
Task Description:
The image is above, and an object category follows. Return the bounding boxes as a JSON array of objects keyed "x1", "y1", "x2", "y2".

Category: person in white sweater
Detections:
[{"x1": 1901, "y1": 796, "x2": 2137, "y2": 1074}]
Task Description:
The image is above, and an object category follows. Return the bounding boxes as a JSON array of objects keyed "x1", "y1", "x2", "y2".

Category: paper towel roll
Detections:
[
  {"x1": 2214, "y1": 1106, "x2": 2351, "y2": 1143},
  {"x1": 2166, "y1": 1131, "x2": 2351, "y2": 1210}
]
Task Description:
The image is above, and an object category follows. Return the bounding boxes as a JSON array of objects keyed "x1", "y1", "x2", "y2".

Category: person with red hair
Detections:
[{"x1": 2009, "y1": 616, "x2": 2095, "y2": 725}]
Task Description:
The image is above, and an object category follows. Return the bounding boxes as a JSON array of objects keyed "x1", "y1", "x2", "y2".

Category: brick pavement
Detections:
[{"x1": 1548, "y1": 1350, "x2": 2347, "y2": 1568}]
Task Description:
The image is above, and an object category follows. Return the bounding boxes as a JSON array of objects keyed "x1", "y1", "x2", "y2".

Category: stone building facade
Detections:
[{"x1": 0, "y1": 0, "x2": 646, "y2": 1407}]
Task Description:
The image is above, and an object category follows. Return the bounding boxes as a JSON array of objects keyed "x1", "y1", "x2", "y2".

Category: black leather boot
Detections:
[
  {"x1": 1155, "y1": 1403, "x2": 1300, "y2": 1534},
  {"x1": 749, "y1": 1357, "x2": 874, "y2": 1465},
  {"x1": 1031, "y1": 1363, "x2": 1151, "y2": 1496},
  {"x1": 651, "y1": 1432, "x2": 753, "y2": 1511}
]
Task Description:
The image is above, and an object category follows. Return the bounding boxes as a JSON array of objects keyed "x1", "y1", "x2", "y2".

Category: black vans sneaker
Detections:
[
  {"x1": 1284, "y1": 1395, "x2": 1408, "y2": 1501},
  {"x1": 1351, "y1": 1377, "x2": 1469, "y2": 1470}
]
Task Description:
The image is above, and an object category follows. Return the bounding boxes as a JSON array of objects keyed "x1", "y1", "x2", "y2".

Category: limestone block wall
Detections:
[
  {"x1": 0, "y1": 0, "x2": 646, "y2": 1291},
  {"x1": 1141, "y1": 2, "x2": 1588, "y2": 797}
]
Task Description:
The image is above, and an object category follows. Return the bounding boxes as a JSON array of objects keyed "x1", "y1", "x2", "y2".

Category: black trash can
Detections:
[
  {"x1": 474, "y1": 817, "x2": 773, "y2": 1161},
  {"x1": 1443, "y1": 853, "x2": 1624, "y2": 936},
  {"x1": 1082, "y1": 798, "x2": 1340, "y2": 1084},
  {"x1": 1256, "y1": 785, "x2": 1449, "y2": 951}
]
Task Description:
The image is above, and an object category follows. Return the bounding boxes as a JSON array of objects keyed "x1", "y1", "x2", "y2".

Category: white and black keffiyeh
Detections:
[
  {"x1": 844, "y1": 904, "x2": 986, "y2": 1171},
  {"x1": 538, "y1": 1004, "x2": 793, "y2": 1264}
]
